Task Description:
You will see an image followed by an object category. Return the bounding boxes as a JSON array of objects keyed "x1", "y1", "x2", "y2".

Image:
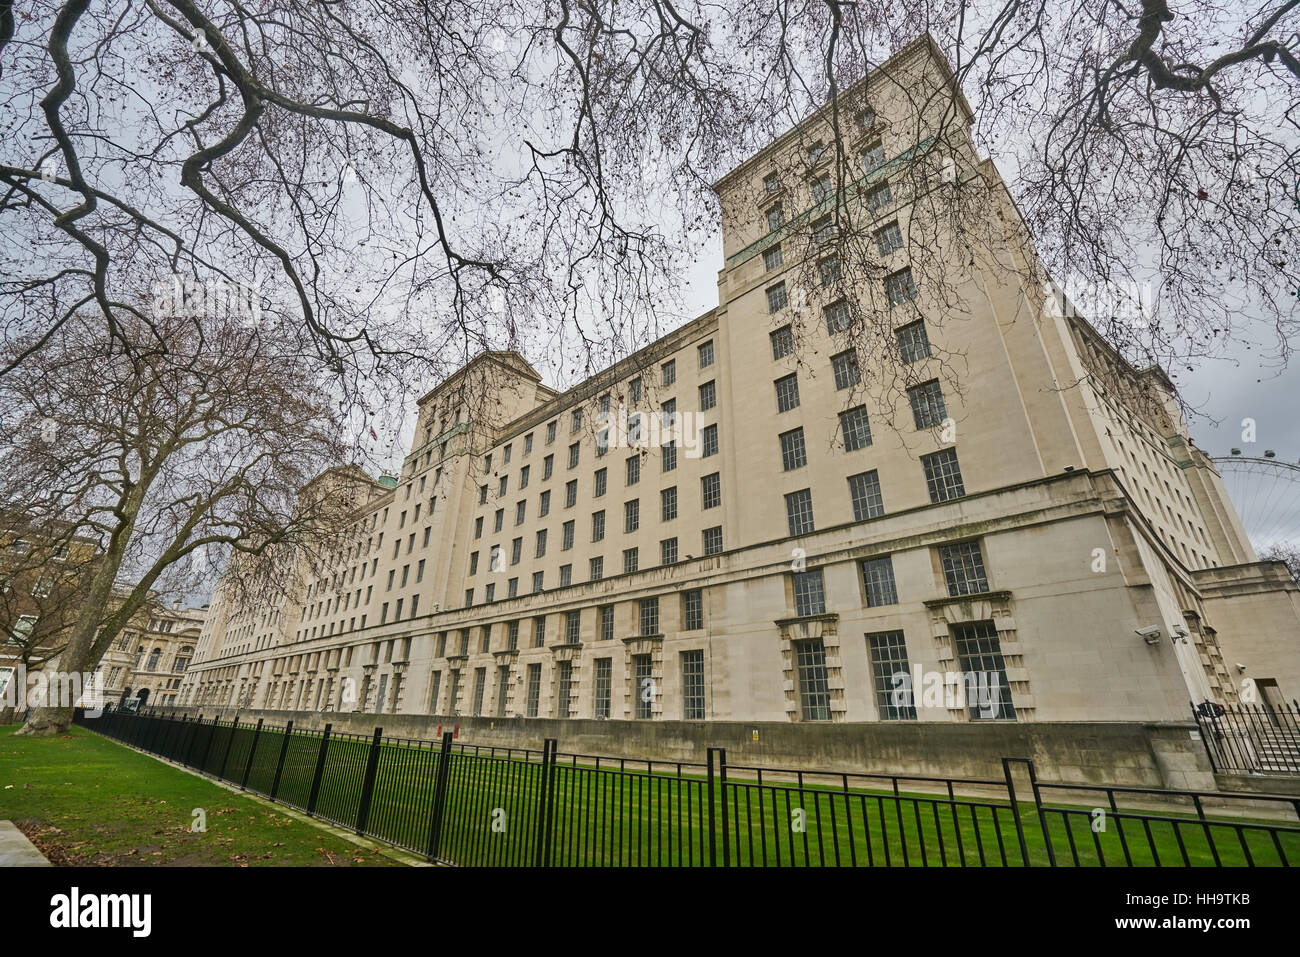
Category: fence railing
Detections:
[
  {"x1": 74, "y1": 708, "x2": 1300, "y2": 866},
  {"x1": 1193, "y1": 701, "x2": 1300, "y2": 775}
]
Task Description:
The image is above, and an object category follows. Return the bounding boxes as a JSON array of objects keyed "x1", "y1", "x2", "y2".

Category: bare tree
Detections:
[{"x1": 0, "y1": 304, "x2": 348, "y2": 734}]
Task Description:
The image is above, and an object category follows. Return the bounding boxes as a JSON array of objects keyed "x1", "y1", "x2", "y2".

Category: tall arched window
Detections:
[
  {"x1": 146, "y1": 648, "x2": 162, "y2": 671},
  {"x1": 133, "y1": 646, "x2": 144, "y2": 668}
]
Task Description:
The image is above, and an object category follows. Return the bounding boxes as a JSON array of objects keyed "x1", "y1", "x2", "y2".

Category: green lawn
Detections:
[{"x1": 0, "y1": 725, "x2": 400, "y2": 866}]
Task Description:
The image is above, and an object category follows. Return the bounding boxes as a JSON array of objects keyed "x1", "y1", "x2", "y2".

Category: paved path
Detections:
[{"x1": 0, "y1": 820, "x2": 52, "y2": 866}]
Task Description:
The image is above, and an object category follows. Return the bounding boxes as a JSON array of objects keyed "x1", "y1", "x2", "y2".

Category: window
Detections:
[
  {"x1": 592, "y1": 509, "x2": 606, "y2": 541},
  {"x1": 819, "y1": 255, "x2": 841, "y2": 287},
  {"x1": 812, "y1": 214, "x2": 834, "y2": 244},
  {"x1": 515, "y1": 500, "x2": 526, "y2": 525},
  {"x1": 682, "y1": 650, "x2": 705, "y2": 720},
  {"x1": 885, "y1": 266, "x2": 917, "y2": 305},
  {"x1": 824, "y1": 299, "x2": 851, "y2": 334},
  {"x1": 554, "y1": 660, "x2": 573, "y2": 718},
  {"x1": 520, "y1": 464, "x2": 530, "y2": 489},
  {"x1": 525, "y1": 433, "x2": 534, "y2": 454},
  {"x1": 546, "y1": 420, "x2": 557, "y2": 444},
  {"x1": 568, "y1": 442, "x2": 580, "y2": 469},
  {"x1": 539, "y1": 489, "x2": 551, "y2": 517},
  {"x1": 779, "y1": 427, "x2": 807, "y2": 471},
  {"x1": 494, "y1": 509, "x2": 504, "y2": 533},
  {"x1": 499, "y1": 475, "x2": 508, "y2": 497},
  {"x1": 661, "y1": 486, "x2": 678, "y2": 521},
  {"x1": 764, "y1": 245, "x2": 783, "y2": 271},
  {"x1": 469, "y1": 551, "x2": 480, "y2": 575},
  {"x1": 774, "y1": 373, "x2": 800, "y2": 412},
  {"x1": 702, "y1": 424, "x2": 718, "y2": 457},
  {"x1": 479, "y1": 485, "x2": 488, "y2": 505},
  {"x1": 840, "y1": 405, "x2": 872, "y2": 451},
  {"x1": 702, "y1": 526, "x2": 723, "y2": 555},
  {"x1": 624, "y1": 498, "x2": 640, "y2": 533},
  {"x1": 810, "y1": 172, "x2": 833, "y2": 203},
  {"x1": 848, "y1": 470, "x2": 885, "y2": 521},
  {"x1": 532, "y1": 570, "x2": 544, "y2": 593},
  {"x1": 533, "y1": 615, "x2": 547, "y2": 647},
  {"x1": 571, "y1": 408, "x2": 583, "y2": 432},
  {"x1": 594, "y1": 467, "x2": 607, "y2": 497},
  {"x1": 683, "y1": 589, "x2": 703, "y2": 630},
  {"x1": 785, "y1": 488, "x2": 815, "y2": 536},
  {"x1": 766, "y1": 282, "x2": 788, "y2": 313},
  {"x1": 922, "y1": 448, "x2": 966, "y2": 502},
  {"x1": 565, "y1": 479, "x2": 577, "y2": 508},
  {"x1": 639, "y1": 596, "x2": 659, "y2": 635},
  {"x1": 565, "y1": 609, "x2": 581, "y2": 644},
  {"x1": 526, "y1": 663, "x2": 542, "y2": 717},
  {"x1": 766, "y1": 204, "x2": 784, "y2": 232},
  {"x1": 429, "y1": 671, "x2": 443, "y2": 712},
  {"x1": 662, "y1": 441, "x2": 677, "y2": 472},
  {"x1": 875, "y1": 220, "x2": 903, "y2": 255},
  {"x1": 831, "y1": 349, "x2": 860, "y2": 390},
  {"x1": 600, "y1": 605, "x2": 615, "y2": 641},
  {"x1": 897, "y1": 320, "x2": 931, "y2": 363},
  {"x1": 861, "y1": 139, "x2": 886, "y2": 170},
  {"x1": 951, "y1": 621, "x2": 1016, "y2": 719},
  {"x1": 594, "y1": 658, "x2": 612, "y2": 718},
  {"x1": 562, "y1": 520, "x2": 575, "y2": 550},
  {"x1": 630, "y1": 377, "x2": 643, "y2": 403},
  {"x1": 793, "y1": 569, "x2": 826, "y2": 616},
  {"x1": 559, "y1": 564, "x2": 572, "y2": 586},
  {"x1": 660, "y1": 537, "x2": 678, "y2": 565},
  {"x1": 507, "y1": 620, "x2": 520, "y2": 651},
  {"x1": 770, "y1": 325, "x2": 794, "y2": 360},
  {"x1": 807, "y1": 140, "x2": 826, "y2": 165},
  {"x1": 795, "y1": 639, "x2": 831, "y2": 721},
  {"x1": 701, "y1": 472, "x2": 721, "y2": 509},
  {"x1": 496, "y1": 665, "x2": 510, "y2": 717},
  {"x1": 626, "y1": 455, "x2": 640, "y2": 486},
  {"x1": 861, "y1": 555, "x2": 899, "y2": 606},
  {"x1": 543, "y1": 454, "x2": 554, "y2": 479},
  {"x1": 699, "y1": 380, "x2": 716, "y2": 411},
  {"x1": 633, "y1": 654, "x2": 654, "y2": 719},
  {"x1": 660, "y1": 398, "x2": 676, "y2": 429},
  {"x1": 589, "y1": 556, "x2": 604, "y2": 581},
  {"x1": 855, "y1": 105, "x2": 877, "y2": 131},
  {"x1": 661, "y1": 360, "x2": 675, "y2": 386},
  {"x1": 763, "y1": 171, "x2": 782, "y2": 193},
  {"x1": 866, "y1": 181, "x2": 892, "y2": 212},
  {"x1": 908, "y1": 380, "x2": 947, "y2": 429},
  {"x1": 940, "y1": 540, "x2": 989, "y2": 596},
  {"x1": 867, "y1": 631, "x2": 916, "y2": 720},
  {"x1": 511, "y1": 537, "x2": 523, "y2": 565},
  {"x1": 508, "y1": 577, "x2": 518, "y2": 598},
  {"x1": 623, "y1": 547, "x2": 639, "y2": 574},
  {"x1": 472, "y1": 668, "x2": 487, "y2": 716}
]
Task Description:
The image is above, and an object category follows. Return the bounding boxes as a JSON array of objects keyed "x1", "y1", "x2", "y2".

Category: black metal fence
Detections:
[
  {"x1": 75, "y1": 708, "x2": 1300, "y2": 866},
  {"x1": 1193, "y1": 701, "x2": 1300, "y2": 775}
]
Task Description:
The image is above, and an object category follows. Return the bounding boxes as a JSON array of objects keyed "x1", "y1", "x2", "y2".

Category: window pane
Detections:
[
  {"x1": 867, "y1": 630, "x2": 916, "y2": 720},
  {"x1": 795, "y1": 639, "x2": 831, "y2": 721},
  {"x1": 922, "y1": 448, "x2": 966, "y2": 502},
  {"x1": 860, "y1": 555, "x2": 899, "y2": 606},
  {"x1": 951, "y1": 620, "x2": 1016, "y2": 719}
]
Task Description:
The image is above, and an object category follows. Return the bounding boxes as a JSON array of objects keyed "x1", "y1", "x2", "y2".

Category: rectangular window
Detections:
[
  {"x1": 702, "y1": 526, "x2": 723, "y2": 555},
  {"x1": 600, "y1": 604, "x2": 615, "y2": 641},
  {"x1": 770, "y1": 325, "x2": 794, "y2": 360},
  {"x1": 831, "y1": 349, "x2": 861, "y2": 390},
  {"x1": 952, "y1": 621, "x2": 1016, "y2": 719},
  {"x1": 780, "y1": 427, "x2": 807, "y2": 471},
  {"x1": 571, "y1": 408, "x2": 583, "y2": 432},
  {"x1": 565, "y1": 609, "x2": 581, "y2": 644},
  {"x1": 699, "y1": 380, "x2": 716, "y2": 411},
  {"x1": 861, "y1": 139, "x2": 886, "y2": 170},
  {"x1": 546, "y1": 420, "x2": 557, "y2": 444},
  {"x1": 630, "y1": 377, "x2": 642, "y2": 403},
  {"x1": 701, "y1": 472, "x2": 721, "y2": 509},
  {"x1": 683, "y1": 589, "x2": 704, "y2": 630},
  {"x1": 496, "y1": 665, "x2": 510, "y2": 717},
  {"x1": 429, "y1": 671, "x2": 442, "y2": 712},
  {"x1": 568, "y1": 442, "x2": 580, "y2": 469},
  {"x1": 594, "y1": 658, "x2": 612, "y2": 718},
  {"x1": 866, "y1": 181, "x2": 892, "y2": 212},
  {"x1": 766, "y1": 204, "x2": 784, "y2": 232},
  {"x1": 633, "y1": 654, "x2": 654, "y2": 719},
  {"x1": 861, "y1": 555, "x2": 899, "y2": 606},
  {"x1": 591, "y1": 509, "x2": 606, "y2": 541},
  {"x1": 661, "y1": 486, "x2": 678, "y2": 521},
  {"x1": 764, "y1": 244, "x2": 783, "y2": 271},
  {"x1": 507, "y1": 620, "x2": 520, "y2": 651},
  {"x1": 908, "y1": 379, "x2": 948, "y2": 429},
  {"x1": 775, "y1": 373, "x2": 800, "y2": 412},
  {"x1": 660, "y1": 537, "x2": 678, "y2": 565},
  {"x1": 508, "y1": 577, "x2": 518, "y2": 598},
  {"x1": 702, "y1": 424, "x2": 718, "y2": 457},
  {"x1": 922, "y1": 448, "x2": 966, "y2": 502},
  {"x1": 661, "y1": 360, "x2": 676, "y2": 386},
  {"x1": 885, "y1": 266, "x2": 917, "y2": 305},
  {"x1": 848, "y1": 470, "x2": 885, "y2": 521},
  {"x1": 810, "y1": 172, "x2": 833, "y2": 203},
  {"x1": 897, "y1": 320, "x2": 931, "y2": 363},
  {"x1": 819, "y1": 255, "x2": 841, "y2": 287},
  {"x1": 543, "y1": 454, "x2": 554, "y2": 479},
  {"x1": 793, "y1": 569, "x2": 826, "y2": 617},
  {"x1": 594, "y1": 467, "x2": 607, "y2": 497},
  {"x1": 472, "y1": 668, "x2": 487, "y2": 716},
  {"x1": 590, "y1": 556, "x2": 604, "y2": 580},
  {"x1": 624, "y1": 498, "x2": 639, "y2": 533},
  {"x1": 555, "y1": 660, "x2": 573, "y2": 718},
  {"x1": 662, "y1": 441, "x2": 677, "y2": 472},
  {"x1": 785, "y1": 488, "x2": 815, "y2": 536},
  {"x1": 626, "y1": 455, "x2": 640, "y2": 486},
  {"x1": 448, "y1": 671, "x2": 461, "y2": 715},
  {"x1": 532, "y1": 570, "x2": 545, "y2": 593},
  {"x1": 840, "y1": 405, "x2": 873, "y2": 451},
  {"x1": 875, "y1": 220, "x2": 903, "y2": 255},
  {"x1": 867, "y1": 631, "x2": 917, "y2": 720},
  {"x1": 940, "y1": 540, "x2": 989, "y2": 596},
  {"x1": 515, "y1": 500, "x2": 526, "y2": 525},
  {"x1": 795, "y1": 639, "x2": 831, "y2": 721},
  {"x1": 824, "y1": 299, "x2": 851, "y2": 334},
  {"x1": 511, "y1": 537, "x2": 522, "y2": 565},
  {"x1": 764, "y1": 171, "x2": 782, "y2": 193},
  {"x1": 559, "y1": 563, "x2": 572, "y2": 587},
  {"x1": 499, "y1": 475, "x2": 509, "y2": 498},
  {"x1": 623, "y1": 547, "x2": 639, "y2": 574},
  {"x1": 812, "y1": 214, "x2": 835, "y2": 244},
  {"x1": 525, "y1": 433, "x2": 534, "y2": 455},
  {"x1": 639, "y1": 596, "x2": 659, "y2": 636},
  {"x1": 682, "y1": 650, "x2": 705, "y2": 720},
  {"x1": 565, "y1": 479, "x2": 577, "y2": 508},
  {"x1": 539, "y1": 489, "x2": 551, "y2": 517},
  {"x1": 494, "y1": 509, "x2": 504, "y2": 533},
  {"x1": 526, "y1": 663, "x2": 542, "y2": 717},
  {"x1": 533, "y1": 615, "x2": 547, "y2": 647},
  {"x1": 519, "y1": 464, "x2": 530, "y2": 489},
  {"x1": 560, "y1": 521, "x2": 574, "y2": 551},
  {"x1": 766, "y1": 281, "x2": 788, "y2": 313}
]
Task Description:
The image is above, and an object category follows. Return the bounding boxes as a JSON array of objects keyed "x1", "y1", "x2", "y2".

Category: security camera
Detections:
[
  {"x1": 1236, "y1": 663, "x2": 1247, "y2": 673},
  {"x1": 1135, "y1": 625, "x2": 1162, "y2": 644}
]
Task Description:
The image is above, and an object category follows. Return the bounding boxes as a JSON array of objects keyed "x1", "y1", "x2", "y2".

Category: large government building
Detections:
[{"x1": 179, "y1": 36, "x2": 1299, "y2": 728}]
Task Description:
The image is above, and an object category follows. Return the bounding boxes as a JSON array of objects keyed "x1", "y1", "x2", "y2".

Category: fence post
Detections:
[
  {"x1": 196, "y1": 715, "x2": 219, "y2": 774},
  {"x1": 216, "y1": 715, "x2": 239, "y2": 781},
  {"x1": 269, "y1": 720, "x2": 294, "y2": 801},
  {"x1": 532, "y1": 739, "x2": 557, "y2": 866},
  {"x1": 424, "y1": 731, "x2": 455, "y2": 860},
  {"x1": 354, "y1": 726, "x2": 384, "y2": 835},
  {"x1": 706, "y1": 747, "x2": 717, "y2": 867},
  {"x1": 1023, "y1": 757, "x2": 1055, "y2": 867},
  {"x1": 718, "y1": 747, "x2": 729, "y2": 867},
  {"x1": 240, "y1": 718, "x2": 264, "y2": 790},
  {"x1": 1001, "y1": 757, "x2": 1033, "y2": 867},
  {"x1": 306, "y1": 724, "x2": 333, "y2": 815}
]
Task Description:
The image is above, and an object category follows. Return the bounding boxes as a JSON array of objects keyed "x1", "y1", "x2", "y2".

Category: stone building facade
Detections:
[{"x1": 179, "y1": 36, "x2": 1299, "y2": 727}]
